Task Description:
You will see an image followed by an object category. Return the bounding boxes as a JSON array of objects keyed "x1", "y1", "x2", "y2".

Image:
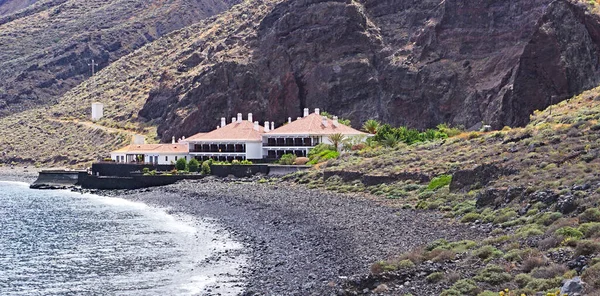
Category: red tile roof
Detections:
[
  {"x1": 186, "y1": 120, "x2": 265, "y2": 142},
  {"x1": 112, "y1": 144, "x2": 189, "y2": 154},
  {"x1": 267, "y1": 113, "x2": 366, "y2": 136}
]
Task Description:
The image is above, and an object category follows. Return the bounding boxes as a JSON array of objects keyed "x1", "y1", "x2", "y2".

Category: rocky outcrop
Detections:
[
  {"x1": 449, "y1": 164, "x2": 517, "y2": 193},
  {"x1": 136, "y1": 0, "x2": 600, "y2": 141}
]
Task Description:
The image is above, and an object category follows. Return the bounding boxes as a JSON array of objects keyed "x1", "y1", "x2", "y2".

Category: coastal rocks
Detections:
[
  {"x1": 323, "y1": 170, "x2": 430, "y2": 186},
  {"x1": 450, "y1": 164, "x2": 516, "y2": 193}
]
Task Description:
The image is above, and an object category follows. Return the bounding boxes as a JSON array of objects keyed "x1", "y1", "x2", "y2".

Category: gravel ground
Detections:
[
  {"x1": 0, "y1": 166, "x2": 42, "y2": 183},
  {"x1": 97, "y1": 177, "x2": 485, "y2": 295}
]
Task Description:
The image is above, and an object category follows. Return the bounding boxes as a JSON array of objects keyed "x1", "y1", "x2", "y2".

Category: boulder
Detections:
[{"x1": 560, "y1": 277, "x2": 585, "y2": 295}]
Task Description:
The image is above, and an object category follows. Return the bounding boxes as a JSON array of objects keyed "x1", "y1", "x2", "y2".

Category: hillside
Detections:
[
  {"x1": 0, "y1": 0, "x2": 38, "y2": 16},
  {"x1": 55, "y1": 0, "x2": 600, "y2": 141},
  {"x1": 0, "y1": 0, "x2": 239, "y2": 116},
  {"x1": 287, "y1": 86, "x2": 600, "y2": 295},
  {"x1": 2, "y1": 0, "x2": 600, "y2": 167}
]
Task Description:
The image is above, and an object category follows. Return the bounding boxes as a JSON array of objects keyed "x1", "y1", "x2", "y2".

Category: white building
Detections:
[
  {"x1": 92, "y1": 102, "x2": 104, "y2": 121},
  {"x1": 263, "y1": 108, "x2": 367, "y2": 159},
  {"x1": 182, "y1": 113, "x2": 267, "y2": 161},
  {"x1": 110, "y1": 143, "x2": 189, "y2": 165}
]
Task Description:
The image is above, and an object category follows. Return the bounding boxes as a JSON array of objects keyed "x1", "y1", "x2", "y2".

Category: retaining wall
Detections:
[{"x1": 92, "y1": 163, "x2": 175, "y2": 177}]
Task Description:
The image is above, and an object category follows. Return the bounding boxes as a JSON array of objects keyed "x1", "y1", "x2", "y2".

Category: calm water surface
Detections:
[{"x1": 0, "y1": 181, "x2": 246, "y2": 295}]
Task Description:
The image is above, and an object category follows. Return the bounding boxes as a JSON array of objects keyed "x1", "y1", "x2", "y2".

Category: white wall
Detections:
[
  {"x1": 110, "y1": 153, "x2": 189, "y2": 165},
  {"x1": 92, "y1": 103, "x2": 103, "y2": 121},
  {"x1": 246, "y1": 142, "x2": 263, "y2": 160}
]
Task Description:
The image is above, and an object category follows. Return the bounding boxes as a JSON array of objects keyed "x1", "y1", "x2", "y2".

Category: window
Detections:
[
  {"x1": 175, "y1": 156, "x2": 178, "y2": 161},
  {"x1": 165, "y1": 156, "x2": 168, "y2": 162},
  {"x1": 184, "y1": 156, "x2": 187, "y2": 160}
]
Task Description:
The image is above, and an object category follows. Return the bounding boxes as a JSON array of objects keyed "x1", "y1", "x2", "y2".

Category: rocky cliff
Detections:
[
  {"x1": 134, "y1": 0, "x2": 600, "y2": 141},
  {"x1": 0, "y1": 0, "x2": 239, "y2": 116}
]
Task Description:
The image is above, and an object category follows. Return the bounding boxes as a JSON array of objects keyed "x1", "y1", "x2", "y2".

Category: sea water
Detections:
[{"x1": 0, "y1": 181, "x2": 246, "y2": 295}]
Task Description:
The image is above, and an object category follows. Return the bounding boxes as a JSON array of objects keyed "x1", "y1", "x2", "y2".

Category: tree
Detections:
[
  {"x1": 382, "y1": 133, "x2": 400, "y2": 148},
  {"x1": 188, "y1": 158, "x2": 200, "y2": 172},
  {"x1": 362, "y1": 119, "x2": 380, "y2": 134},
  {"x1": 175, "y1": 158, "x2": 187, "y2": 171},
  {"x1": 328, "y1": 133, "x2": 346, "y2": 152},
  {"x1": 201, "y1": 160, "x2": 211, "y2": 175}
]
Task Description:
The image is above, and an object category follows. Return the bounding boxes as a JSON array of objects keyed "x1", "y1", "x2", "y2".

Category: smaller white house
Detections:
[
  {"x1": 92, "y1": 102, "x2": 104, "y2": 121},
  {"x1": 110, "y1": 143, "x2": 189, "y2": 165}
]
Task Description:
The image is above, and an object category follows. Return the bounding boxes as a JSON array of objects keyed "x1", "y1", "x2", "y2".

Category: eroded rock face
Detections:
[{"x1": 146, "y1": 0, "x2": 600, "y2": 141}]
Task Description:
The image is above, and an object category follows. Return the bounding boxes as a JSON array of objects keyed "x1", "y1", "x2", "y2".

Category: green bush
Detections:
[
  {"x1": 188, "y1": 158, "x2": 200, "y2": 172},
  {"x1": 582, "y1": 262, "x2": 600, "y2": 289},
  {"x1": 450, "y1": 279, "x2": 479, "y2": 296},
  {"x1": 514, "y1": 273, "x2": 533, "y2": 288},
  {"x1": 579, "y1": 208, "x2": 600, "y2": 223},
  {"x1": 142, "y1": 167, "x2": 150, "y2": 175},
  {"x1": 308, "y1": 150, "x2": 340, "y2": 165},
  {"x1": 175, "y1": 158, "x2": 187, "y2": 171},
  {"x1": 575, "y1": 239, "x2": 600, "y2": 256},
  {"x1": 279, "y1": 153, "x2": 297, "y2": 165},
  {"x1": 473, "y1": 245, "x2": 503, "y2": 261},
  {"x1": 474, "y1": 264, "x2": 512, "y2": 285},
  {"x1": 461, "y1": 212, "x2": 481, "y2": 223},
  {"x1": 579, "y1": 222, "x2": 600, "y2": 238},
  {"x1": 427, "y1": 175, "x2": 452, "y2": 191},
  {"x1": 535, "y1": 212, "x2": 563, "y2": 226},
  {"x1": 201, "y1": 161, "x2": 211, "y2": 175},
  {"x1": 307, "y1": 143, "x2": 335, "y2": 159},
  {"x1": 426, "y1": 272, "x2": 444, "y2": 283},
  {"x1": 397, "y1": 259, "x2": 415, "y2": 269},
  {"x1": 555, "y1": 226, "x2": 584, "y2": 239},
  {"x1": 426, "y1": 239, "x2": 449, "y2": 251},
  {"x1": 240, "y1": 159, "x2": 253, "y2": 165}
]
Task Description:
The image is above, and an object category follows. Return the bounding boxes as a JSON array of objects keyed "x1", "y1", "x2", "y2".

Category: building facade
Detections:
[
  {"x1": 110, "y1": 144, "x2": 189, "y2": 165},
  {"x1": 110, "y1": 109, "x2": 368, "y2": 163}
]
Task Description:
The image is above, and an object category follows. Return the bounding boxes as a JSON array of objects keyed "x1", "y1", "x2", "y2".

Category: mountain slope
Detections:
[
  {"x1": 47, "y1": 0, "x2": 600, "y2": 143},
  {"x1": 0, "y1": 0, "x2": 38, "y2": 16},
  {"x1": 0, "y1": 0, "x2": 239, "y2": 116}
]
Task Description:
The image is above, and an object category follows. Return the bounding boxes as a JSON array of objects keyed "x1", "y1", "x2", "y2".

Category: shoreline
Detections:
[
  {"x1": 2, "y1": 170, "x2": 486, "y2": 295},
  {"x1": 98, "y1": 178, "x2": 486, "y2": 295}
]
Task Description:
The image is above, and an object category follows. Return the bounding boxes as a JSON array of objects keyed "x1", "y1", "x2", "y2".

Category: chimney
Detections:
[
  {"x1": 221, "y1": 117, "x2": 226, "y2": 128},
  {"x1": 297, "y1": 117, "x2": 302, "y2": 120},
  {"x1": 264, "y1": 121, "x2": 270, "y2": 132},
  {"x1": 237, "y1": 113, "x2": 242, "y2": 122},
  {"x1": 322, "y1": 116, "x2": 328, "y2": 127},
  {"x1": 232, "y1": 117, "x2": 237, "y2": 123},
  {"x1": 248, "y1": 113, "x2": 253, "y2": 122},
  {"x1": 288, "y1": 117, "x2": 292, "y2": 123},
  {"x1": 315, "y1": 108, "x2": 320, "y2": 115},
  {"x1": 172, "y1": 136, "x2": 176, "y2": 144},
  {"x1": 333, "y1": 116, "x2": 339, "y2": 127},
  {"x1": 303, "y1": 108, "x2": 309, "y2": 117},
  {"x1": 254, "y1": 121, "x2": 259, "y2": 131},
  {"x1": 271, "y1": 122, "x2": 275, "y2": 131},
  {"x1": 182, "y1": 136, "x2": 186, "y2": 141}
]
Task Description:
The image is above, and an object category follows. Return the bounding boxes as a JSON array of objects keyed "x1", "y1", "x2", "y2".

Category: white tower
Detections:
[{"x1": 91, "y1": 102, "x2": 104, "y2": 121}]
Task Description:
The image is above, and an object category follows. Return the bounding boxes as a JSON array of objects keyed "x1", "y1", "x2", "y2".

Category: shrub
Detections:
[
  {"x1": 555, "y1": 227, "x2": 584, "y2": 239},
  {"x1": 370, "y1": 261, "x2": 396, "y2": 274},
  {"x1": 450, "y1": 279, "x2": 479, "y2": 296},
  {"x1": 142, "y1": 167, "x2": 150, "y2": 174},
  {"x1": 426, "y1": 239, "x2": 450, "y2": 251},
  {"x1": 536, "y1": 212, "x2": 563, "y2": 226},
  {"x1": 575, "y1": 239, "x2": 600, "y2": 256},
  {"x1": 294, "y1": 157, "x2": 309, "y2": 165},
  {"x1": 582, "y1": 262, "x2": 600, "y2": 289},
  {"x1": 240, "y1": 159, "x2": 253, "y2": 165},
  {"x1": 579, "y1": 208, "x2": 600, "y2": 223},
  {"x1": 428, "y1": 175, "x2": 452, "y2": 191},
  {"x1": 579, "y1": 222, "x2": 600, "y2": 238},
  {"x1": 188, "y1": 158, "x2": 200, "y2": 172},
  {"x1": 279, "y1": 153, "x2": 297, "y2": 165},
  {"x1": 516, "y1": 224, "x2": 545, "y2": 238},
  {"x1": 307, "y1": 143, "x2": 334, "y2": 159},
  {"x1": 522, "y1": 256, "x2": 547, "y2": 273},
  {"x1": 426, "y1": 272, "x2": 444, "y2": 283},
  {"x1": 525, "y1": 277, "x2": 562, "y2": 292},
  {"x1": 515, "y1": 273, "x2": 533, "y2": 288},
  {"x1": 474, "y1": 264, "x2": 512, "y2": 285},
  {"x1": 473, "y1": 245, "x2": 503, "y2": 261},
  {"x1": 201, "y1": 161, "x2": 211, "y2": 175},
  {"x1": 530, "y1": 264, "x2": 568, "y2": 279},
  {"x1": 397, "y1": 259, "x2": 415, "y2": 269},
  {"x1": 175, "y1": 158, "x2": 187, "y2": 171},
  {"x1": 461, "y1": 212, "x2": 481, "y2": 223},
  {"x1": 432, "y1": 249, "x2": 456, "y2": 262}
]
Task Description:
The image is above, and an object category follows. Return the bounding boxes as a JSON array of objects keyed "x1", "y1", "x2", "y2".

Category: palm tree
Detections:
[
  {"x1": 328, "y1": 133, "x2": 346, "y2": 152},
  {"x1": 382, "y1": 133, "x2": 400, "y2": 148},
  {"x1": 362, "y1": 119, "x2": 380, "y2": 134}
]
